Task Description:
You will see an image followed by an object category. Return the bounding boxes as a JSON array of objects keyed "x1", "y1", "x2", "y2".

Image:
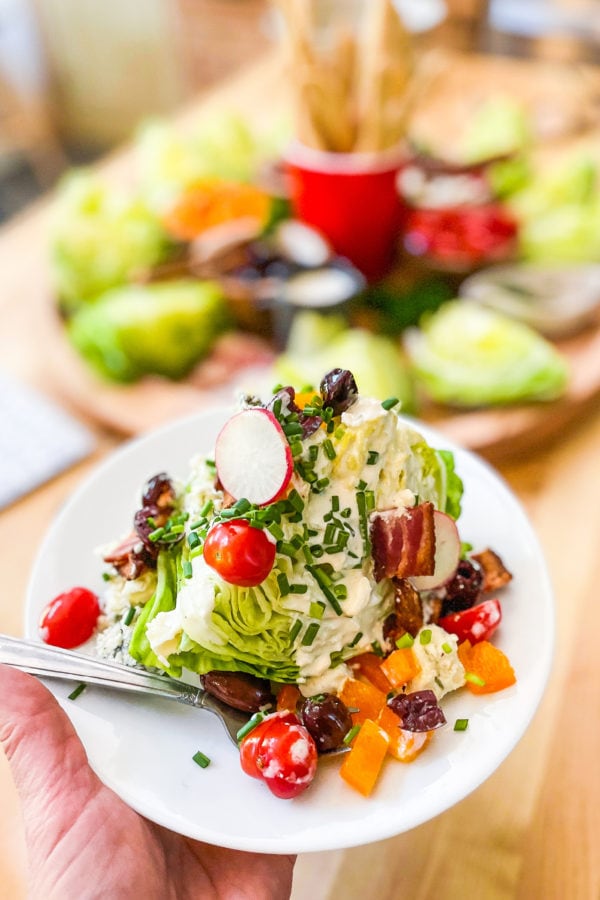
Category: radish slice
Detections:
[
  {"x1": 410, "y1": 511, "x2": 461, "y2": 591},
  {"x1": 215, "y1": 409, "x2": 293, "y2": 506}
]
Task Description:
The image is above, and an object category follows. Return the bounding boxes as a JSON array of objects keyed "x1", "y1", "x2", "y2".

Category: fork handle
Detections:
[{"x1": 0, "y1": 633, "x2": 205, "y2": 707}]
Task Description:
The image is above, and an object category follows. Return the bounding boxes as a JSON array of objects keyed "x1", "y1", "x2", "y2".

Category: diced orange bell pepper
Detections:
[
  {"x1": 276, "y1": 684, "x2": 302, "y2": 712},
  {"x1": 458, "y1": 639, "x2": 516, "y2": 694},
  {"x1": 340, "y1": 678, "x2": 387, "y2": 726},
  {"x1": 380, "y1": 647, "x2": 421, "y2": 689},
  {"x1": 377, "y1": 706, "x2": 433, "y2": 762},
  {"x1": 349, "y1": 652, "x2": 392, "y2": 693},
  {"x1": 339, "y1": 718, "x2": 390, "y2": 797},
  {"x1": 163, "y1": 180, "x2": 271, "y2": 241}
]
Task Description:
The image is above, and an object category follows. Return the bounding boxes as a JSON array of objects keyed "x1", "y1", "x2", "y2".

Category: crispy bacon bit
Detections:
[
  {"x1": 472, "y1": 548, "x2": 513, "y2": 593},
  {"x1": 370, "y1": 503, "x2": 436, "y2": 583},
  {"x1": 103, "y1": 533, "x2": 153, "y2": 580}
]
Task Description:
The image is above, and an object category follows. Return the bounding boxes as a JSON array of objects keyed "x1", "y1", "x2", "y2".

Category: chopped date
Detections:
[
  {"x1": 298, "y1": 693, "x2": 353, "y2": 753},
  {"x1": 319, "y1": 368, "x2": 359, "y2": 417},
  {"x1": 268, "y1": 386, "x2": 321, "y2": 437},
  {"x1": 201, "y1": 671, "x2": 275, "y2": 713},
  {"x1": 388, "y1": 690, "x2": 446, "y2": 732},
  {"x1": 440, "y1": 559, "x2": 483, "y2": 617},
  {"x1": 141, "y1": 473, "x2": 175, "y2": 510}
]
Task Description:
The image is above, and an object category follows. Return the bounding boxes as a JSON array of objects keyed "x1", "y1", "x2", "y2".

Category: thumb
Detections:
[{"x1": 0, "y1": 665, "x2": 102, "y2": 858}]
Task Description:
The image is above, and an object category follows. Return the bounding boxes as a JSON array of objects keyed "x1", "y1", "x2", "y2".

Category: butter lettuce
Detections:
[{"x1": 405, "y1": 300, "x2": 569, "y2": 406}]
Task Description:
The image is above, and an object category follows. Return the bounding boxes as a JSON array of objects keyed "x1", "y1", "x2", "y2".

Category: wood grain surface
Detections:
[{"x1": 0, "y1": 53, "x2": 599, "y2": 900}]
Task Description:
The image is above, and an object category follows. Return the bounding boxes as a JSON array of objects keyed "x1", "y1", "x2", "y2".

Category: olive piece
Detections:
[
  {"x1": 201, "y1": 671, "x2": 275, "y2": 713},
  {"x1": 298, "y1": 693, "x2": 353, "y2": 753}
]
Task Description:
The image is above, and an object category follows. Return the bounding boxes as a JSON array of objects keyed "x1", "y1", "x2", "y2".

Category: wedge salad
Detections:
[{"x1": 40, "y1": 369, "x2": 515, "y2": 800}]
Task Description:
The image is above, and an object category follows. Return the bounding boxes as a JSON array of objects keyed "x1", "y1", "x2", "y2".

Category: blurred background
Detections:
[{"x1": 2, "y1": 0, "x2": 599, "y2": 223}]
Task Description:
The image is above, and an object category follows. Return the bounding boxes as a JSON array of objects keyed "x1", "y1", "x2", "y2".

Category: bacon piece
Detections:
[
  {"x1": 104, "y1": 532, "x2": 151, "y2": 580},
  {"x1": 471, "y1": 548, "x2": 513, "y2": 592},
  {"x1": 370, "y1": 503, "x2": 436, "y2": 583}
]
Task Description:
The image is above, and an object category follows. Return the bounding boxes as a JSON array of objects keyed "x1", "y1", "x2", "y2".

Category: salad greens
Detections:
[
  {"x1": 118, "y1": 389, "x2": 462, "y2": 688},
  {"x1": 275, "y1": 312, "x2": 416, "y2": 413},
  {"x1": 51, "y1": 172, "x2": 170, "y2": 312},
  {"x1": 404, "y1": 300, "x2": 569, "y2": 406},
  {"x1": 68, "y1": 279, "x2": 228, "y2": 382}
]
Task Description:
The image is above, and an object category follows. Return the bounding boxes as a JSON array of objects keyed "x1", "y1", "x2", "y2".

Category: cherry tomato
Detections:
[
  {"x1": 239, "y1": 711, "x2": 318, "y2": 799},
  {"x1": 39, "y1": 587, "x2": 101, "y2": 649},
  {"x1": 438, "y1": 598, "x2": 502, "y2": 645},
  {"x1": 239, "y1": 711, "x2": 297, "y2": 779},
  {"x1": 203, "y1": 519, "x2": 276, "y2": 587}
]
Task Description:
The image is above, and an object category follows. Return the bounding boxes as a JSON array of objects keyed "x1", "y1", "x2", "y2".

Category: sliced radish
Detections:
[
  {"x1": 410, "y1": 511, "x2": 461, "y2": 591},
  {"x1": 215, "y1": 408, "x2": 293, "y2": 506}
]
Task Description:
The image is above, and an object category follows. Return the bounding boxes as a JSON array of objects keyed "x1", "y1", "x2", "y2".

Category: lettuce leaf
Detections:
[{"x1": 129, "y1": 548, "x2": 182, "y2": 676}]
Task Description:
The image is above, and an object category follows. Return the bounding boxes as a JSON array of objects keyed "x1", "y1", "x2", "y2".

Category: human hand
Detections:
[{"x1": 0, "y1": 665, "x2": 295, "y2": 900}]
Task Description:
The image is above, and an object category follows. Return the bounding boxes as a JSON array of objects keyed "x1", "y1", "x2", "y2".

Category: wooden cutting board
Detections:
[{"x1": 44, "y1": 296, "x2": 600, "y2": 461}]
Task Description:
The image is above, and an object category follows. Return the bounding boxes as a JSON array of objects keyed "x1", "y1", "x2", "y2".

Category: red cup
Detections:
[{"x1": 284, "y1": 142, "x2": 406, "y2": 282}]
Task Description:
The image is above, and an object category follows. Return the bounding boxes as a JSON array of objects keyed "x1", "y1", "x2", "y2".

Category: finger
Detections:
[{"x1": 0, "y1": 665, "x2": 102, "y2": 856}]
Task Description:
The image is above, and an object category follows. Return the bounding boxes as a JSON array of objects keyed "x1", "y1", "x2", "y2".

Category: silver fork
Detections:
[{"x1": 0, "y1": 633, "x2": 249, "y2": 747}]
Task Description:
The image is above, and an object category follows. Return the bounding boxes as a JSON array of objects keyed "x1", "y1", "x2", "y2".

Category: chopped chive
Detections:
[
  {"x1": 148, "y1": 527, "x2": 165, "y2": 542},
  {"x1": 356, "y1": 479, "x2": 367, "y2": 491},
  {"x1": 309, "y1": 544, "x2": 324, "y2": 558},
  {"x1": 465, "y1": 672, "x2": 486, "y2": 687},
  {"x1": 367, "y1": 450, "x2": 380, "y2": 465},
  {"x1": 356, "y1": 491, "x2": 371, "y2": 555},
  {"x1": 334, "y1": 426, "x2": 345, "y2": 440},
  {"x1": 330, "y1": 650, "x2": 345, "y2": 668},
  {"x1": 308, "y1": 445, "x2": 319, "y2": 462},
  {"x1": 272, "y1": 398, "x2": 282, "y2": 418},
  {"x1": 291, "y1": 441, "x2": 303, "y2": 457},
  {"x1": 343, "y1": 724, "x2": 361, "y2": 745},
  {"x1": 205, "y1": 459, "x2": 216, "y2": 471},
  {"x1": 277, "y1": 573, "x2": 290, "y2": 596},
  {"x1": 396, "y1": 632, "x2": 414, "y2": 649},
  {"x1": 323, "y1": 439, "x2": 336, "y2": 460},
  {"x1": 146, "y1": 516, "x2": 157, "y2": 528},
  {"x1": 182, "y1": 560, "x2": 193, "y2": 579},
  {"x1": 234, "y1": 498, "x2": 251, "y2": 514},
  {"x1": 349, "y1": 631, "x2": 363, "y2": 648},
  {"x1": 333, "y1": 584, "x2": 348, "y2": 600},
  {"x1": 364, "y1": 490, "x2": 375, "y2": 513},
  {"x1": 272, "y1": 383, "x2": 283, "y2": 393},
  {"x1": 192, "y1": 750, "x2": 211, "y2": 768},
  {"x1": 313, "y1": 477, "x2": 330, "y2": 492},
  {"x1": 68, "y1": 683, "x2": 86, "y2": 701},
  {"x1": 309, "y1": 600, "x2": 326, "y2": 619},
  {"x1": 371, "y1": 640, "x2": 384, "y2": 658},
  {"x1": 289, "y1": 619, "x2": 302, "y2": 642},
  {"x1": 303, "y1": 546, "x2": 315, "y2": 564},
  {"x1": 442, "y1": 642, "x2": 453, "y2": 654},
  {"x1": 324, "y1": 523, "x2": 337, "y2": 545},
  {"x1": 289, "y1": 583, "x2": 308, "y2": 594},
  {"x1": 381, "y1": 397, "x2": 399, "y2": 410},
  {"x1": 200, "y1": 499, "x2": 214, "y2": 517},
  {"x1": 279, "y1": 541, "x2": 298, "y2": 557},
  {"x1": 168, "y1": 524, "x2": 185, "y2": 535},
  {"x1": 102, "y1": 572, "x2": 112, "y2": 582},
  {"x1": 331, "y1": 495, "x2": 340, "y2": 512},
  {"x1": 301, "y1": 622, "x2": 321, "y2": 646},
  {"x1": 419, "y1": 629, "x2": 432, "y2": 645},
  {"x1": 454, "y1": 718, "x2": 469, "y2": 732},
  {"x1": 188, "y1": 531, "x2": 201, "y2": 550},
  {"x1": 236, "y1": 711, "x2": 265, "y2": 742},
  {"x1": 267, "y1": 522, "x2": 284, "y2": 542},
  {"x1": 341, "y1": 507, "x2": 352, "y2": 518},
  {"x1": 190, "y1": 518, "x2": 207, "y2": 531},
  {"x1": 124, "y1": 606, "x2": 135, "y2": 626},
  {"x1": 435, "y1": 676, "x2": 444, "y2": 691},
  {"x1": 284, "y1": 422, "x2": 304, "y2": 437},
  {"x1": 307, "y1": 565, "x2": 343, "y2": 615}
]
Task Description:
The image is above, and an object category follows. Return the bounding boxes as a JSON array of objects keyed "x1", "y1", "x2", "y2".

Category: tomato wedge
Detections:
[{"x1": 438, "y1": 598, "x2": 502, "y2": 644}]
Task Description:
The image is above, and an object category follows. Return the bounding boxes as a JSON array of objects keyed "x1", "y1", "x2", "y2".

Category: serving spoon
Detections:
[{"x1": 0, "y1": 633, "x2": 249, "y2": 748}]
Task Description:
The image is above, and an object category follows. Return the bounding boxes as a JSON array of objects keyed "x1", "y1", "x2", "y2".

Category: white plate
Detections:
[{"x1": 25, "y1": 408, "x2": 554, "y2": 854}]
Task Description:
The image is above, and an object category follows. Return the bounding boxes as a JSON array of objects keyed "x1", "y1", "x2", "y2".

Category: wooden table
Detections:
[{"x1": 1, "y1": 55, "x2": 599, "y2": 900}]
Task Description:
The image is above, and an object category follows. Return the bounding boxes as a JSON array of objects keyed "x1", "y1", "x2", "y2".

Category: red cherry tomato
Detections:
[
  {"x1": 203, "y1": 519, "x2": 276, "y2": 587},
  {"x1": 239, "y1": 711, "x2": 297, "y2": 780},
  {"x1": 438, "y1": 598, "x2": 502, "y2": 645},
  {"x1": 239, "y1": 712, "x2": 318, "y2": 799},
  {"x1": 39, "y1": 587, "x2": 101, "y2": 649}
]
